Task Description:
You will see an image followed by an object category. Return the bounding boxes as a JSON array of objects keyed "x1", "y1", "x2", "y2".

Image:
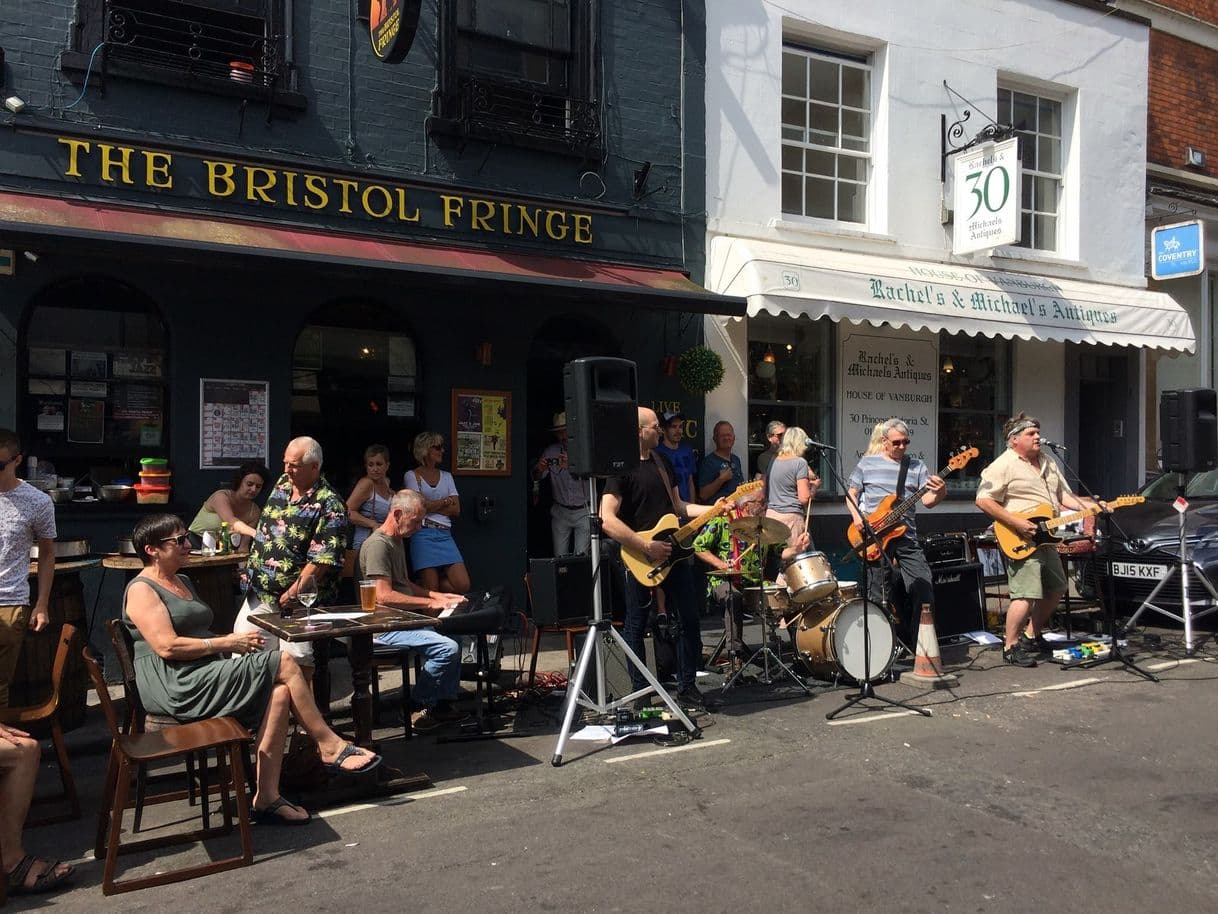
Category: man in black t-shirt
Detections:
[{"x1": 602, "y1": 407, "x2": 721, "y2": 709}]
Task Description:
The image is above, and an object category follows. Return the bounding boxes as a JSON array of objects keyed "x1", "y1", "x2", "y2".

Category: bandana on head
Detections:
[{"x1": 1007, "y1": 418, "x2": 1039, "y2": 440}]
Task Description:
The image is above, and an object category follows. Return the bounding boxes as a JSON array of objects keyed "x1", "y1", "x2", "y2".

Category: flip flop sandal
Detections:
[
  {"x1": 321, "y1": 743, "x2": 382, "y2": 776},
  {"x1": 251, "y1": 796, "x2": 312, "y2": 826},
  {"x1": 6, "y1": 855, "x2": 75, "y2": 895}
]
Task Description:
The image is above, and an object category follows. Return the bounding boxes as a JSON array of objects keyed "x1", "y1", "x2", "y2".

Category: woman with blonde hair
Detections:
[
  {"x1": 347, "y1": 444, "x2": 393, "y2": 552},
  {"x1": 402, "y1": 431, "x2": 470, "y2": 594},
  {"x1": 764, "y1": 426, "x2": 822, "y2": 547},
  {"x1": 864, "y1": 422, "x2": 887, "y2": 456}
]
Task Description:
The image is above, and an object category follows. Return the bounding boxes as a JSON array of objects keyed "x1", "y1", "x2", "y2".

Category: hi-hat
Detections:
[{"x1": 727, "y1": 516, "x2": 788, "y2": 545}]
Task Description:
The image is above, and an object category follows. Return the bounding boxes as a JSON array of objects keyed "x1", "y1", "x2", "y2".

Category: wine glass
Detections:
[{"x1": 298, "y1": 576, "x2": 328, "y2": 630}]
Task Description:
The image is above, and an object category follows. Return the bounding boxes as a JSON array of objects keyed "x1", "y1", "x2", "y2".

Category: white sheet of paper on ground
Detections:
[
  {"x1": 1043, "y1": 631, "x2": 1072, "y2": 641},
  {"x1": 306, "y1": 612, "x2": 370, "y2": 621},
  {"x1": 569, "y1": 724, "x2": 668, "y2": 744},
  {"x1": 964, "y1": 631, "x2": 1002, "y2": 645}
]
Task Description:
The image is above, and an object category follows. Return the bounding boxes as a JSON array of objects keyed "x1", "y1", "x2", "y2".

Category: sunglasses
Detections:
[
  {"x1": 160, "y1": 533, "x2": 191, "y2": 546},
  {"x1": 888, "y1": 439, "x2": 911, "y2": 447}
]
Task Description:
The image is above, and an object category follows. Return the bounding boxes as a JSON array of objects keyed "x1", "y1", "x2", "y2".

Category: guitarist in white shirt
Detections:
[
  {"x1": 601, "y1": 407, "x2": 723, "y2": 710},
  {"x1": 975, "y1": 413, "x2": 1102, "y2": 667}
]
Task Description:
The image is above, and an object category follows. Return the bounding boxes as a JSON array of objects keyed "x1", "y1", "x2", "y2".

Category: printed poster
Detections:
[
  {"x1": 451, "y1": 389, "x2": 511, "y2": 476},
  {"x1": 199, "y1": 378, "x2": 269, "y2": 469}
]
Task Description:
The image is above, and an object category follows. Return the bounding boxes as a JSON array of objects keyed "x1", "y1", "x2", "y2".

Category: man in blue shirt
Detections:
[
  {"x1": 654, "y1": 410, "x2": 696, "y2": 502},
  {"x1": 698, "y1": 420, "x2": 744, "y2": 502}
]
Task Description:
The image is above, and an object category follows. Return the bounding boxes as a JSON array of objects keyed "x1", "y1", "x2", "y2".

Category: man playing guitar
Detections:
[
  {"x1": 601, "y1": 407, "x2": 723, "y2": 710},
  {"x1": 975, "y1": 413, "x2": 1102, "y2": 667},
  {"x1": 846, "y1": 418, "x2": 946, "y2": 651}
]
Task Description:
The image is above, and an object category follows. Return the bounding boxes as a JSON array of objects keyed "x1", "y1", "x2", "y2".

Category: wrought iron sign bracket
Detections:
[{"x1": 941, "y1": 81, "x2": 1016, "y2": 182}]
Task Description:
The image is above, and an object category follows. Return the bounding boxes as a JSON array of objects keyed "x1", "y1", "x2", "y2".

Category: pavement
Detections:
[{"x1": 10, "y1": 613, "x2": 1218, "y2": 913}]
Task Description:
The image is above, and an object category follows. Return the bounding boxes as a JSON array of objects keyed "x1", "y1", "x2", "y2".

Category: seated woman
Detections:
[
  {"x1": 347, "y1": 444, "x2": 393, "y2": 553},
  {"x1": 123, "y1": 514, "x2": 381, "y2": 825},
  {"x1": 189, "y1": 461, "x2": 271, "y2": 551},
  {"x1": 402, "y1": 431, "x2": 470, "y2": 594}
]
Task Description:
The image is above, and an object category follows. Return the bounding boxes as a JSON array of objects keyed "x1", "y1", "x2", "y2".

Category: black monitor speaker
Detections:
[
  {"x1": 1160, "y1": 388, "x2": 1218, "y2": 474},
  {"x1": 528, "y1": 555, "x2": 618, "y2": 626},
  {"x1": 563, "y1": 357, "x2": 639, "y2": 477}
]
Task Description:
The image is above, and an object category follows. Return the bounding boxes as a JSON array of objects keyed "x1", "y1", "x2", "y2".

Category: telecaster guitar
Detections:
[
  {"x1": 993, "y1": 495, "x2": 1145, "y2": 560},
  {"x1": 846, "y1": 447, "x2": 979, "y2": 562},
  {"x1": 621, "y1": 480, "x2": 763, "y2": 586}
]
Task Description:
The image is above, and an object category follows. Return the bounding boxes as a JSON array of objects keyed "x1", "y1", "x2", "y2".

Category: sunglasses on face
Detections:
[
  {"x1": 160, "y1": 533, "x2": 191, "y2": 546},
  {"x1": 888, "y1": 439, "x2": 911, "y2": 447}
]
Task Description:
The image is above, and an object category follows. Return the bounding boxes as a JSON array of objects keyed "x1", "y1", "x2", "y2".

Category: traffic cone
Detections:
[{"x1": 905, "y1": 603, "x2": 958, "y2": 689}]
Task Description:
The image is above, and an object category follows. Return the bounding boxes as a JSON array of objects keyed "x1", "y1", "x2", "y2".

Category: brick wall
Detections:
[{"x1": 1147, "y1": 29, "x2": 1218, "y2": 175}]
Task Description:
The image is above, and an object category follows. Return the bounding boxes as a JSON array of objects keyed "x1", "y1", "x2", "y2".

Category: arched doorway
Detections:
[
  {"x1": 290, "y1": 300, "x2": 419, "y2": 498},
  {"x1": 526, "y1": 315, "x2": 620, "y2": 559}
]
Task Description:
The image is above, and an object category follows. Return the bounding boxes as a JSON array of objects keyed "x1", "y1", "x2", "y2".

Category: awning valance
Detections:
[
  {"x1": 0, "y1": 190, "x2": 745, "y2": 316},
  {"x1": 708, "y1": 237, "x2": 1194, "y2": 352}
]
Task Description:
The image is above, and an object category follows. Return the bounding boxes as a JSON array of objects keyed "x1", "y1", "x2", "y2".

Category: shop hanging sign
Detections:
[
  {"x1": 951, "y1": 137, "x2": 1021, "y2": 255},
  {"x1": 369, "y1": 0, "x2": 422, "y2": 65},
  {"x1": 1151, "y1": 220, "x2": 1205, "y2": 280}
]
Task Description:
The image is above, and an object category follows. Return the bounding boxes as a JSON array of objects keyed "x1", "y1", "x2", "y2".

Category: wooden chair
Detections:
[
  {"x1": 83, "y1": 648, "x2": 254, "y2": 895},
  {"x1": 0, "y1": 623, "x2": 81, "y2": 825}
]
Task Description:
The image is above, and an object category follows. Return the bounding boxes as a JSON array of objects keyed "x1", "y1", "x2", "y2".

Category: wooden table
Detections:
[{"x1": 101, "y1": 552, "x2": 246, "y2": 633}]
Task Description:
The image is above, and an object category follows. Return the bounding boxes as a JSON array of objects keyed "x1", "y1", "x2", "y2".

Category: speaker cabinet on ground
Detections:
[
  {"x1": 931, "y1": 562, "x2": 985, "y2": 640},
  {"x1": 563, "y1": 357, "x2": 639, "y2": 477},
  {"x1": 1160, "y1": 388, "x2": 1218, "y2": 474},
  {"x1": 528, "y1": 555, "x2": 617, "y2": 626}
]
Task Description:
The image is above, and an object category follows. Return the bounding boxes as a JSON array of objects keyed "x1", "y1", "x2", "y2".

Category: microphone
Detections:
[
  {"x1": 806, "y1": 438, "x2": 837, "y2": 451},
  {"x1": 1042, "y1": 438, "x2": 1069, "y2": 453}
]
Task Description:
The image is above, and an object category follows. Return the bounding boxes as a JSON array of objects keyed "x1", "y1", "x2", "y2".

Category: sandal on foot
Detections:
[
  {"x1": 6, "y1": 855, "x2": 75, "y2": 895},
  {"x1": 251, "y1": 796, "x2": 312, "y2": 826},
  {"x1": 322, "y1": 743, "x2": 382, "y2": 776}
]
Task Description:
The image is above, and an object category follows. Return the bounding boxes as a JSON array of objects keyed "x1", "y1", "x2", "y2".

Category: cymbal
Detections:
[{"x1": 727, "y1": 516, "x2": 789, "y2": 545}]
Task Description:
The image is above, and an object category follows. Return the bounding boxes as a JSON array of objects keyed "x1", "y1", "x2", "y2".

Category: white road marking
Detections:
[
  {"x1": 1146, "y1": 658, "x2": 1201, "y2": 672},
  {"x1": 317, "y1": 785, "x2": 468, "y2": 818},
  {"x1": 825, "y1": 709, "x2": 930, "y2": 726},
  {"x1": 1012, "y1": 677, "x2": 1102, "y2": 697},
  {"x1": 604, "y1": 737, "x2": 731, "y2": 763}
]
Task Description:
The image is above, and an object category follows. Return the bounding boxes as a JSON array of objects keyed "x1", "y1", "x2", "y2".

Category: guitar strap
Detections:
[
  {"x1": 895, "y1": 455, "x2": 911, "y2": 501},
  {"x1": 650, "y1": 453, "x2": 680, "y2": 514}
]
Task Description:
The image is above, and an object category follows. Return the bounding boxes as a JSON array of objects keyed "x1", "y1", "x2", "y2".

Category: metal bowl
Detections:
[
  {"x1": 30, "y1": 538, "x2": 91, "y2": 559},
  {"x1": 99, "y1": 484, "x2": 134, "y2": 503},
  {"x1": 49, "y1": 488, "x2": 73, "y2": 504}
]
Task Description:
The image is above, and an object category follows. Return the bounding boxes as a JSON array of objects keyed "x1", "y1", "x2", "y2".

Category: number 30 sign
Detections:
[{"x1": 951, "y1": 136, "x2": 1021, "y2": 255}]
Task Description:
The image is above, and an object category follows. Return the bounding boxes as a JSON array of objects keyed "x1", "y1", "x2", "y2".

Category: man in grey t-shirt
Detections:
[
  {"x1": 846, "y1": 419, "x2": 945, "y2": 649},
  {"x1": 0, "y1": 429, "x2": 56, "y2": 708}
]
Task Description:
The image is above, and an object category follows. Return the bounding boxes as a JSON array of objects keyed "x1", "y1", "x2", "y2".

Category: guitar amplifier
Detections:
[
  {"x1": 920, "y1": 532, "x2": 970, "y2": 568},
  {"x1": 931, "y1": 562, "x2": 985, "y2": 638}
]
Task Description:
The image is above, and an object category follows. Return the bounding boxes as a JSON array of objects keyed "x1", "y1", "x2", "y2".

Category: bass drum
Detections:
[{"x1": 789, "y1": 598, "x2": 894, "y2": 684}]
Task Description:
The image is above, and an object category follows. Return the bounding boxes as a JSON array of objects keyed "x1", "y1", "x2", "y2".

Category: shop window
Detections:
[
  {"x1": 291, "y1": 304, "x2": 419, "y2": 495},
  {"x1": 21, "y1": 278, "x2": 168, "y2": 480},
  {"x1": 66, "y1": 0, "x2": 301, "y2": 103},
  {"x1": 997, "y1": 86, "x2": 1062, "y2": 252},
  {"x1": 430, "y1": 0, "x2": 600, "y2": 155},
  {"x1": 781, "y1": 44, "x2": 871, "y2": 224},
  {"x1": 746, "y1": 314, "x2": 835, "y2": 485},
  {"x1": 937, "y1": 334, "x2": 1011, "y2": 492}
]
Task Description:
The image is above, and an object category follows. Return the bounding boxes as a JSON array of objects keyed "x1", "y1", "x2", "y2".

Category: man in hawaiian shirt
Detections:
[{"x1": 235, "y1": 436, "x2": 349, "y2": 672}]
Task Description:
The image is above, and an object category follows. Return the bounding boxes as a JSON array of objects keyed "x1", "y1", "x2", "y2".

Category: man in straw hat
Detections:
[{"x1": 532, "y1": 411, "x2": 589, "y2": 555}]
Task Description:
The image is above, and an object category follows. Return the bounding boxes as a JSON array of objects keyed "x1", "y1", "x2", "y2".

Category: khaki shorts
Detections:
[{"x1": 1006, "y1": 545, "x2": 1068, "y2": 600}]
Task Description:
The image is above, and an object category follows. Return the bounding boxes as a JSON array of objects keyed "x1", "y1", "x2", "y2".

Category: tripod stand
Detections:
[
  {"x1": 552, "y1": 478, "x2": 698, "y2": 766},
  {"x1": 823, "y1": 450, "x2": 930, "y2": 721},
  {"x1": 1045, "y1": 444, "x2": 1158, "y2": 679},
  {"x1": 1123, "y1": 474, "x2": 1218, "y2": 657}
]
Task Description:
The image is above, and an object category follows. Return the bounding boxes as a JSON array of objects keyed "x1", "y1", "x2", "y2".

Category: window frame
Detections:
[
  {"x1": 997, "y1": 85, "x2": 1064, "y2": 253},
  {"x1": 936, "y1": 333, "x2": 1012, "y2": 494}
]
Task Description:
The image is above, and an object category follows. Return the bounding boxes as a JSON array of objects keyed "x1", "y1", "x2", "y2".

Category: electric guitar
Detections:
[
  {"x1": 846, "y1": 446, "x2": 979, "y2": 562},
  {"x1": 993, "y1": 495, "x2": 1145, "y2": 560},
  {"x1": 621, "y1": 480, "x2": 764, "y2": 586}
]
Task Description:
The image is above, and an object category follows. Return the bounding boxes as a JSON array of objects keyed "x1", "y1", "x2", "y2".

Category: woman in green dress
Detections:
[{"x1": 123, "y1": 514, "x2": 381, "y2": 825}]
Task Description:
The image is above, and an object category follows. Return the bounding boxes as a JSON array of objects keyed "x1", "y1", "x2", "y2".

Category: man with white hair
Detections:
[{"x1": 236, "y1": 436, "x2": 349, "y2": 671}]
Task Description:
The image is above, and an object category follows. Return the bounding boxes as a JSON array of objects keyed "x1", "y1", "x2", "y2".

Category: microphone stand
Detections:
[
  {"x1": 822, "y1": 448, "x2": 930, "y2": 721},
  {"x1": 1044, "y1": 443, "x2": 1157, "y2": 681}
]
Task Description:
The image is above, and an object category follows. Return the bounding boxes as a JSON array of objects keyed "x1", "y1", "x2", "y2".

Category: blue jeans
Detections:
[
  {"x1": 620, "y1": 559, "x2": 700, "y2": 692},
  {"x1": 374, "y1": 629, "x2": 461, "y2": 708}
]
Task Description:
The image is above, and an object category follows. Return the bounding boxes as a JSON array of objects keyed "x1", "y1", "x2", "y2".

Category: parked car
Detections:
[{"x1": 1086, "y1": 469, "x2": 1218, "y2": 623}]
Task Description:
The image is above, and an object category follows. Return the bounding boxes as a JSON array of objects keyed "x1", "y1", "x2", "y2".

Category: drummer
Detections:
[
  {"x1": 845, "y1": 418, "x2": 946, "y2": 650},
  {"x1": 694, "y1": 493, "x2": 808, "y2": 674}
]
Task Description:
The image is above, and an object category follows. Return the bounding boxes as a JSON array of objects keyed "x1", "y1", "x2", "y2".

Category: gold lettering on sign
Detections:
[
  {"x1": 98, "y1": 144, "x2": 134, "y2": 185},
  {"x1": 395, "y1": 187, "x2": 421, "y2": 223},
  {"x1": 58, "y1": 138, "x2": 91, "y2": 177},
  {"x1": 282, "y1": 171, "x2": 299, "y2": 207},
  {"x1": 362, "y1": 184, "x2": 393, "y2": 219},
  {"x1": 470, "y1": 199, "x2": 495, "y2": 232},
  {"x1": 334, "y1": 178, "x2": 358, "y2": 214},
  {"x1": 204, "y1": 161, "x2": 237, "y2": 197},
  {"x1": 573, "y1": 213, "x2": 592, "y2": 244},
  {"x1": 441, "y1": 195, "x2": 464, "y2": 227},
  {"x1": 144, "y1": 151, "x2": 173, "y2": 189},
  {"x1": 545, "y1": 210, "x2": 570, "y2": 241},
  {"x1": 246, "y1": 166, "x2": 277, "y2": 204},
  {"x1": 303, "y1": 174, "x2": 329, "y2": 210}
]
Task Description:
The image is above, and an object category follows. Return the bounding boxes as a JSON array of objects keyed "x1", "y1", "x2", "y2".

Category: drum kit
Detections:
[{"x1": 718, "y1": 516, "x2": 897, "y2": 691}]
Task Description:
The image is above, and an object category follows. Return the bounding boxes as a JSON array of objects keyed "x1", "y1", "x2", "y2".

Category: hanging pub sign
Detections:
[
  {"x1": 369, "y1": 0, "x2": 422, "y2": 64},
  {"x1": 951, "y1": 137, "x2": 1021, "y2": 255}
]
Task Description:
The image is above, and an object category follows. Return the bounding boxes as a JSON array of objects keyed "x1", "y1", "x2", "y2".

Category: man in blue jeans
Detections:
[
  {"x1": 358, "y1": 489, "x2": 468, "y2": 732},
  {"x1": 601, "y1": 407, "x2": 724, "y2": 710}
]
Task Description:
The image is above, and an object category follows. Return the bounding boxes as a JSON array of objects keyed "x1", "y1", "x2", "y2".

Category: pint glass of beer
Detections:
[{"x1": 359, "y1": 579, "x2": 377, "y2": 611}]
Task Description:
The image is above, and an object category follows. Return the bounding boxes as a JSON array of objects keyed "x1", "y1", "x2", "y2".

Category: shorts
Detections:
[{"x1": 1006, "y1": 545, "x2": 1068, "y2": 600}]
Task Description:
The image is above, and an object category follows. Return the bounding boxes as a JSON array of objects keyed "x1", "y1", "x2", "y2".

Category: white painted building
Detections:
[{"x1": 702, "y1": 0, "x2": 1194, "y2": 535}]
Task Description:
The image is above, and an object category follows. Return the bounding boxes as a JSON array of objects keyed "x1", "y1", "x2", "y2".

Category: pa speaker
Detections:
[
  {"x1": 1160, "y1": 388, "x2": 1218, "y2": 474},
  {"x1": 563, "y1": 357, "x2": 639, "y2": 477},
  {"x1": 931, "y1": 562, "x2": 984, "y2": 640}
]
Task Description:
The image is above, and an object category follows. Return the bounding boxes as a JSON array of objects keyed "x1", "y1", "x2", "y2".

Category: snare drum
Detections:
[
  {"x1": 788, "y1": 598, "x2": 894, "y2": 683},
  {"x1": 743, "y1": 584, "x2": 790, "y2": 621},
  {"x1": 783, "y1": 551, "x2": 837, "y2": 604}
]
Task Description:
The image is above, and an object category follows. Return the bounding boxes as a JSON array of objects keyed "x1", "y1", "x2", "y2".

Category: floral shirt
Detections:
[
  {"x1": 692, "y1": 515, "x2": 762, "y2": 596},
  {"x1": 243, "y1": 473, "x2": 348, "y2": 605}
]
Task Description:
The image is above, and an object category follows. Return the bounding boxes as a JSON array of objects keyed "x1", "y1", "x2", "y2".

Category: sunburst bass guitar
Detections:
[{"x1": 621, "y1": 480, "x2": 763, "y2": 586}]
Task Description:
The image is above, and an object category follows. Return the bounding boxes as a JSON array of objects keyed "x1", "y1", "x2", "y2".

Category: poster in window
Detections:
[
  {"x1": 28, "y1": 379, "x2": 66, "y2": 396},
  {"x1": 34, "y1": 399, "x2": 65, "y2": 432},
  {"x1": 113, "y1": 353, "x2": 163, "y2": 379},
  {"x1": 28, "y1": 347, "x2": 66, "y2": 377},
  {"x1": 199, "y1": 379, "x2": 270, "y2": 469},
  {"x1": 67, "y1": 398, "x2": 105, "y2": 443},
  {"x1": 451, "y1": 389, "x2": 511, "y2": 476},
  {"x1": 112, "y1": 383, "x2": 162, "y2": 420},
  {"x1": 70, "y1": 351, "x2": 108, "y2": 379},
  {"x1": 70, "y1": 381, "x2": 108, "y2": 399}
]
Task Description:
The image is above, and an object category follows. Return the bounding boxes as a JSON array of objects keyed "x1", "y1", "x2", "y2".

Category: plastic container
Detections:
[
  {"x1": 134, "y1": 483, "x2": 172, "y2": 504},
  {"x1": 139, "y1": 470, "x2": 172, "y2": 485},
  {"x1": 140, "y1": 457, "x2": 169, "y2": 469}
]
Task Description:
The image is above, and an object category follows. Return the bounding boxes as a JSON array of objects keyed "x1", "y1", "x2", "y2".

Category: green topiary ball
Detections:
[{"x1": 678, "y1": 345, "x2": 725, "y2": 395}]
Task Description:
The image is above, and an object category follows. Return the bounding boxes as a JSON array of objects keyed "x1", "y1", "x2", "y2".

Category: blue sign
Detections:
[{"x1": 1151, "y1": 220, "x2": 1205, "y2": 280}]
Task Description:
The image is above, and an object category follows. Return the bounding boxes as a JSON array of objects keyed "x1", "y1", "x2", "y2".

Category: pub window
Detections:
[
  {"x1": 997, "y1": 86, "x2": 1063, "y2": 253},
  {"x1": 66, "y1": 0, "x2": 301, "y2": 103},
  {"x1": 431, "y1": 0, "x2": 600, "y2": 155},
  {"x1": 21, "y1": 277, "x2": 169, "y2": 482},
  {"x1": 746, "y1": 315, "x2": 835, "y2": 488},
  {"x1": 937, "y1": 334, "x2": 1011, "y2": 492}
]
